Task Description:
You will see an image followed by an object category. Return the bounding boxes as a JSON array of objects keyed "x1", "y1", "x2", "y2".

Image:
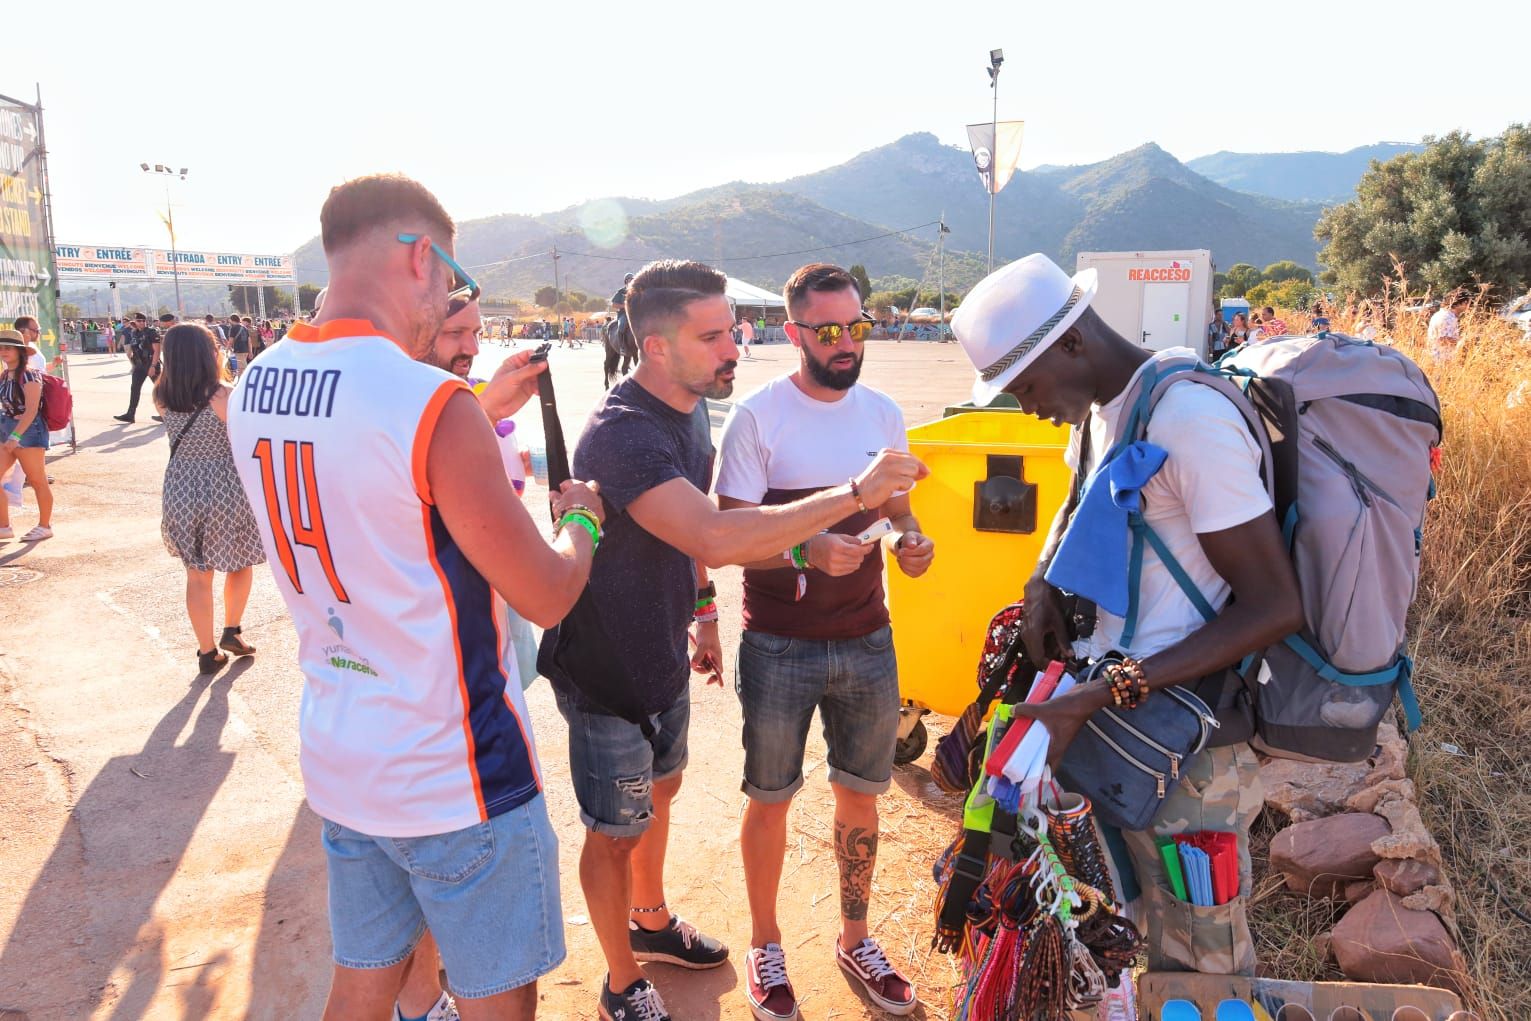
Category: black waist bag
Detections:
[{"x1": 1056, "y1": 660, "x2": 1219, "y2": 831}]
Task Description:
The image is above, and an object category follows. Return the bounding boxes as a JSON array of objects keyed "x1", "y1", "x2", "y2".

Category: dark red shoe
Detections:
[
  {"x1": 836, "y1": 938, "x2": 916, "y2": 1015},
  {"x1": 744, "y1": 943, "x2": 798, "y2": 1021}
]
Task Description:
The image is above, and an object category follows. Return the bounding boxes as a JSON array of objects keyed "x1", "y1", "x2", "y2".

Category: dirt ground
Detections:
[{"x1": 0, "y1": 338, "x2": 999, "y2": 1021}]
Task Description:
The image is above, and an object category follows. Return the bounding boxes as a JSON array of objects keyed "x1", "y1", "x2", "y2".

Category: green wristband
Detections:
[{"x1": 559, "y1": 511, "x2": 600, "y2": 550}]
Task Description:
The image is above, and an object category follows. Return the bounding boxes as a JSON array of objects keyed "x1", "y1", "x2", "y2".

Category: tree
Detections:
[
  {"x1": 298, "y1": 283, "x2": 323, "y2": 313},
  {"x1": 848, "y1": 264, "x2": 873, "y2": 304},
  {"x1": 534, "y1": 285, "x2": 559, "y2": 309},
  {"x1": 60, "y1": 302, "x2": 82, "y2": 319},
  {"x1": 1222, "y1": 263, "x2": 1262, "y2": 297},
  {"x1": 1261, "y1": 260, "x2": 1314, "y2": 285},
  {"x1": 1247, "y1": 278, "x2": 1316, "y2": 311},
  {"x1": 228, "y1": 285, "x2": 288, "y2": 317},
  {"x1": 1316, "y1": 124, "x2": 1531, "y2": 297}
]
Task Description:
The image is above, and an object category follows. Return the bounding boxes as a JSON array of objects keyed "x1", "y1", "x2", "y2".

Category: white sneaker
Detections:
[{"x1": 393, "y1": 991, "x2": 459, "y2": 1021}]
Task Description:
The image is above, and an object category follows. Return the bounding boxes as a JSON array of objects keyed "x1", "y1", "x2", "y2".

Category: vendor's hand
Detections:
[
  {"x1": 807, "y1": 532, "x2": 872, "y2": 577},
  {"x1": 690, "y1": 622, "x2": 723, "y2": 686},
  {"x1": 1011, "y1": 693, "x2": 1096, "y2": 768},
  {"x1": 553, "y1": 479, "x2": 605, "y2": 526},
  {"x1": 1021, "y1": 573, "x2": 1070, "y2": 665},
  {"x1": 894, "y1": 530, "x2": 935, "y2": 578},
  {"x1": 478, "y1": 350, "x2": 548, "y2": 420}
]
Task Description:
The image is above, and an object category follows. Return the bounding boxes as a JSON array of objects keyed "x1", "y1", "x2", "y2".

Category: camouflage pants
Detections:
[{"x1": 1121, "y1": 742, "x2": 1263, "y2": 974}]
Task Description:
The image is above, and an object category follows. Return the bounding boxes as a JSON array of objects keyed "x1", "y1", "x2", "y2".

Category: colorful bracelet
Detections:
[
  {"x1": 788, "y1": 542, "x2": 810, "y2": 570},
  {"x1": 694, "y1": 595, "x2": 716, "y2": 612},
  {"x1": 7, "y1": 431, "x2": 20, "y2": 441},
  {"x1": 694, "y1": 605, "x2": 720, "y2": 624},
  {"x1": 1104, "y1": 658, "x2": 1150, "y2": 710}
]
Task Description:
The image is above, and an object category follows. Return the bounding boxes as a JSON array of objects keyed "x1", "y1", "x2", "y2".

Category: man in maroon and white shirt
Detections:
[{"x1": 715, "y1": 263, "x2": 935, "y2": 1020}]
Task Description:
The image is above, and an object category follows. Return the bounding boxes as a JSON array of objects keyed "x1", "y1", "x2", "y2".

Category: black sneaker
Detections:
[
  {"x1": 628, "y1": 915, "x2": 729, "y2": 970},
  {"x1": 599, "y1": 976, "x2": 670, "y2": 1021}
]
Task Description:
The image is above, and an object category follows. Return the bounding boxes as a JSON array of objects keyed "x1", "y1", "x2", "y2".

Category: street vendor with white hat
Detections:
[{"x1": 950, "y1": 254, "x2": 1303, "y2": 975}]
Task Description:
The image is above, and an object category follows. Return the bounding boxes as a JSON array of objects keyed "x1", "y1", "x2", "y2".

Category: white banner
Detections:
[
  {"x1": 54, "y1": 243, "x2": 294, "y2": 284},
  {"x1": 966, "y1": 120, "x2": 1025, "y2": 196}
]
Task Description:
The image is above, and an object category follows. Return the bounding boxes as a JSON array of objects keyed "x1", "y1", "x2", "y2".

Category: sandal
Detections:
[
  {"x1": 198, "y1": 648, "x2": 229, "y2": 674},
  {"x1": 219, "y1": 626, "x2": 257, "y2": 657},
  {"x1": 20, "y1": 525, "x2": 52, "y2": 542}
]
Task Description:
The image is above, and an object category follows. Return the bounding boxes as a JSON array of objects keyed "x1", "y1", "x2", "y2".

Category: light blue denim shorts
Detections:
[{"x1": 320, "y1": 795, "x2": 565, "y2": 999}]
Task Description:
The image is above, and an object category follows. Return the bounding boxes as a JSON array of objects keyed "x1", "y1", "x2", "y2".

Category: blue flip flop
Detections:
[
  {"x1": 1216, "y1": 1001, "x2": 1258, "y2": 1021},
  {"x1": 1163, "y1": 1001, "x2": 1203, "y2": 1021}
]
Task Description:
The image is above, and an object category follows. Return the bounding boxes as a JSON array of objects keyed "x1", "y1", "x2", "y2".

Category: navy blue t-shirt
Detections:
[{"x1": 548, "y1": 377, "x2": 713, "y2": 715}]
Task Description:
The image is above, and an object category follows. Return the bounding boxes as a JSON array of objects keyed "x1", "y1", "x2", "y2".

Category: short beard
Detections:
[
  {"x1": 689, "y1": 359, "x2": 737, "y2": 400},
  {"x1": 804, "y1": 349, "x2": 862, "y2": 391}
]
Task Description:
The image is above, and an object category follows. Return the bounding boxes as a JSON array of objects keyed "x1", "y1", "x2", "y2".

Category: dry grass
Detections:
[{"x1": 1274, "y1": 295, "x2": 1531, "y2": 1019}]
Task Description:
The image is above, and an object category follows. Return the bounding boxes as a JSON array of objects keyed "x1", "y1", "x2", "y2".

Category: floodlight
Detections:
[
  {"x1": 139, "y1": 162, "x2": 150, "y2": 171},
  {"x1": 990, "y1": 49, "x2": 1004, "y2": 67}
]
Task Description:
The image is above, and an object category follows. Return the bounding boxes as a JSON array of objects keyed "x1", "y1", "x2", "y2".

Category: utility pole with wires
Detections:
[
  {"x1": 551, "y1": 243, "x2": 561, "y2": 309},
  {"x1": 937, "y1": 215, "x2": 950, "y2": 341},
  {"x1": 985, "y1": 48, "x2": 1004, "y2": 275}
]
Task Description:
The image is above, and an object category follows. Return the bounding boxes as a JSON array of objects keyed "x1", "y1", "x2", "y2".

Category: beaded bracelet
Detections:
[
  {"x1": 1104, "y1": 658, "x2": 1150, "y2": 710},
  {"x1": 848, "y1": 476, "x2": 867, "y2": 513}
]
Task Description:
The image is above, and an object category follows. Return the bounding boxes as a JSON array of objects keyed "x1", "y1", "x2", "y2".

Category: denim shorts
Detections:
[
  {"x1": 321, "y1": 795, "x2": 565, "y2": 999},
  {"x1": 0, "y1": 413, "x2": 48, "y2": 450},
  {"x1": 553, "y1": 686, "x2": 689, "y2": 838},
  {"x1": 735, "y1": 624, "x2": 900, "y2": 802}
]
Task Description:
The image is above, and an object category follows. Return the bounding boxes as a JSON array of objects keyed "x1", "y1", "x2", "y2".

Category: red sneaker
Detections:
[
  {"x1": 835, "y1": 938, "x2": 916, "y2": 1016},
  {"x1": 744, "y1": 943, "x2": 798, "y2": 1021}
]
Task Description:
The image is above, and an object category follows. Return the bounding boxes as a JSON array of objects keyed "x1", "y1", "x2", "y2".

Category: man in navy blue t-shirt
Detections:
[{"x1": 543, "y1": 259, "x2": 926, "y2": 1021}]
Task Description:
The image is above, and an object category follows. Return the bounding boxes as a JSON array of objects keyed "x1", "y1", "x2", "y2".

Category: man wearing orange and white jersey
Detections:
[{"x1": 228, "y1": 174, "x2": 603, "y2": 1021}]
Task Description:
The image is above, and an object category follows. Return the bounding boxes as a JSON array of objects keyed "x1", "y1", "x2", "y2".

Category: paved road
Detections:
[{"x1": 0, "y1": 338, "x2": 987, "y2": 1020}]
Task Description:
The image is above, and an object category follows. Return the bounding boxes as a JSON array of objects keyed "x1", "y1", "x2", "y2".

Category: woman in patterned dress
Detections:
[{"x1": 154, "y1": 324, "x2": 267, "y2": 674}]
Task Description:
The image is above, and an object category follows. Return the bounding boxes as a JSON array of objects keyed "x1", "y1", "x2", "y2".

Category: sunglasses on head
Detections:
[
  {"x1": 397, "y1": 233, "x2": 481, "y2": 315},
  {"x1": 787, "y1": 313, "x2": 875, "y2": 346}
]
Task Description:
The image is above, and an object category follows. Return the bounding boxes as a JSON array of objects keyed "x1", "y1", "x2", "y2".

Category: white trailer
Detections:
[{"x1": 1075, "y1": 250, "x2": 1216, "y2": 358}]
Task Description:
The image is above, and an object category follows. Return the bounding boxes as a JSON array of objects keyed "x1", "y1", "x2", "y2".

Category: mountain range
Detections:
[
  {"x1": 72, "y1": 135, "x2": 1419, "y2": 311},
  {"x1": 1187, "y1": 142, "x2": 1424, "y2": 203}
]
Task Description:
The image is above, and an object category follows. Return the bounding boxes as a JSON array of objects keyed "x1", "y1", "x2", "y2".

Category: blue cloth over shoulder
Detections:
[{"x1": 1044, "y1": 440, "x2": 1168, "y2": 616}]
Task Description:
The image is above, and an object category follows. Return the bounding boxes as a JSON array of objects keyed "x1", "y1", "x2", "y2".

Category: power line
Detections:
[{"x1": 463, "y1": 249, "x2": 558, "y2": 271}]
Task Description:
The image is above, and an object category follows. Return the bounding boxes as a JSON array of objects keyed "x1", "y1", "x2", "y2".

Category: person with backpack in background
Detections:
[
  {"x1": 225, "y1": 314, "x2": 250, "y2": 376},
  {"x1": 0, "y1": 329, "x2": 54, "y2": 543},
  {"x1": 952, "y1": 254, "x2": 1304, "y2": 977}
]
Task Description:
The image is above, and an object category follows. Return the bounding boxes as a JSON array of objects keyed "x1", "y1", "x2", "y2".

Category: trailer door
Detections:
[{"x1": 1140, "y1": 280, "x2": 1191, "y2": 350}]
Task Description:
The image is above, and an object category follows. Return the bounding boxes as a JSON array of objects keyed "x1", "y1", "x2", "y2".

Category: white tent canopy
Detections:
[{"x1": 726, "y1": 277, "x2": 784, "y2": 309}]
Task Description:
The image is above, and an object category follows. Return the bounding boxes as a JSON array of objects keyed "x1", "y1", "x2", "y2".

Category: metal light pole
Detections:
[
  {"x1": 985, "y1": 49, "x2": 1004, "y2": 275},
  {"x1": 141, "y1": 162, "x2": 188, "y2": 314}
]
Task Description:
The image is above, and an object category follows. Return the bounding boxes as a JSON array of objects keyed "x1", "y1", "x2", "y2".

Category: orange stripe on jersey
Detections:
[
  {"x1": 285, "y1": 318, "x2": 401, "y2": 344},
  {"x1": 412, "y1": 379, "x2": 469, "y2": 505},
  {"x1": 421, "y1": 500, "x2": 488, "y2": 820}
]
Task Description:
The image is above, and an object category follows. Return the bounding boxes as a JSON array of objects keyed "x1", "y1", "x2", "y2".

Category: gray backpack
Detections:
[{"x1": 1109, "y1": 334, "x2": 1441, "y2": 762}]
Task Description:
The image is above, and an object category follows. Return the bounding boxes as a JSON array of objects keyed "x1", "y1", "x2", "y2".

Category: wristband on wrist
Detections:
[
  {"x1": 557, "y1": 511, "x2": 600, "y2": 550},
  {"x1": 696, "y1": 582, "x2": 716, "y2": 602},
  {"x1": 693, "y1": 606, "x2": 719, "y2": 624},
  {"x1": 694, "y1": 595, "x2": 716, "y2": 612},
  {"x1": 8, "y1": 431, "x2": 20, "y2": 441}
]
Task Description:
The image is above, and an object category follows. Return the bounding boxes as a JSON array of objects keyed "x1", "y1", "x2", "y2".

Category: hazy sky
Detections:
[{"x1": 6, "y1": 0, "x2": 1521, "y2": 256}]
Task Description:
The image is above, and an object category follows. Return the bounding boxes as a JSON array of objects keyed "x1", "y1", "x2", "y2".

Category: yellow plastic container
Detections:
[{"x1": 887, "y1": 412, "x2": 1072, "y2": 721}]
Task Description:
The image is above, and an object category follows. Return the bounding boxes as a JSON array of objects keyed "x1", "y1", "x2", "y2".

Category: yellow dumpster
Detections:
[{"x1": 887, "y1": 411, "x2": 1072, "y2": 761}]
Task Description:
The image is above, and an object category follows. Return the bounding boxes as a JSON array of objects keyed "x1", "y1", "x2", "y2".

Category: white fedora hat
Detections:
[{"x1": 952, "y1": 254, "x2": 1098, "y2": 405}]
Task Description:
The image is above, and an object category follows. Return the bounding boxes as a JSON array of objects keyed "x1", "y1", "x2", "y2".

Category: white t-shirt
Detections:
[
  {"x1": 715, "y1": 375, "x2": 908, "y2": 638},
  {"x1": 1065, "y1": 350, "x2": 1272, "y2": 660},
  {"x1": 715, "y1": 375, "x2": 907, "y2": 498}
]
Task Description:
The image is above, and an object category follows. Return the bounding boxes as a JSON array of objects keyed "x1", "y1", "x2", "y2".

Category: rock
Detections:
[
  {"x1": 1375, "y1": 859, "x2": 1441, "y2": 897},
  {"x1": 1403, "y1": 884, "x2": 1457, "y2": 920},
  {"x1": 1344, "y1": 879, "x2": 1376, "y2": 904},
  {"x1": 1260, "y1": 756, "x2": 1374, "y2": 822},
  {"x1": 1346, "y1": 777, "x2": 1416, "y2": 814},
  {"x1": 1270, "y1": 812, "x2": 1392, "y2": 898},
  {"x1": 1313, "y1": 930, "x2": 1334, "y2": 962},
  {"x1": 1258, "y1": 720, "x2": 1408, "y2": 822},
  {"x1": 1369, "y1": 795, "x2": 1443, "y2": 868},
  {"x1": 1332, "y1": 889, "x2": 1466, "y2": 994}
]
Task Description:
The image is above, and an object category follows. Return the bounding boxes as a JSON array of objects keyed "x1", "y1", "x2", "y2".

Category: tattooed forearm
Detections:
[{"x1": 835, "y1": 822, "x2": 879, "y2": 922}]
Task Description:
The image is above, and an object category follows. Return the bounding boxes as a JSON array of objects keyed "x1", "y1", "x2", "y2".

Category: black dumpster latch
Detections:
[{"x1": 973, "y1": 455, "x2": 1037, "y2": 534}]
